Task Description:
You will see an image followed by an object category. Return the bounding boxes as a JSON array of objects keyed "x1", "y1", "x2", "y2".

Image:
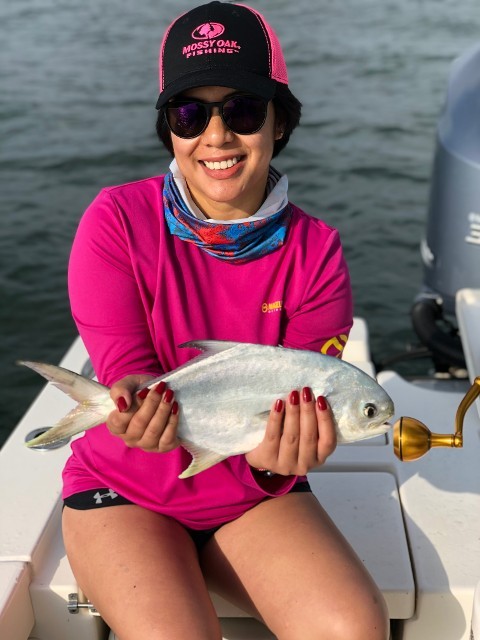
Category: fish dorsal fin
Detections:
[
  {"x1": 179, "y1": 340, "x2": 243, "y2": 355},
  {"x1": 178, "y1": 441, "x2": 227, "y2": 479}
]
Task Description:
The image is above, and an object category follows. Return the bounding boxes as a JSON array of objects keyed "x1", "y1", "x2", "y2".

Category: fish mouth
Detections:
[{"x1": 367, "y1": 419, "x2": 393, "y2": 437}]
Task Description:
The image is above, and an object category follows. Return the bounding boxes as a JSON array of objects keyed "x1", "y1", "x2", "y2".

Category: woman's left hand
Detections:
[{"x1": 245, "y1": 388, "x2": 336, "y2": 476}]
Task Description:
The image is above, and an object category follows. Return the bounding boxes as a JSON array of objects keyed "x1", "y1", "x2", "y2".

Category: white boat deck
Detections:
[{"x1": 1, "y1": 290, "x2": 479, "y2": 639}]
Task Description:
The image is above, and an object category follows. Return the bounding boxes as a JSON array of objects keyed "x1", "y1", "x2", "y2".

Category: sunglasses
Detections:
[{"x1": 163, "y1": 94, "x2": 269, "y2": 139}]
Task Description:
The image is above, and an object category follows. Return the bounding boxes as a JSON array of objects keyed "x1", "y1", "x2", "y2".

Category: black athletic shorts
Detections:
[{"x1": 64, "y1": 481, "x2": 312, "y2": 552}]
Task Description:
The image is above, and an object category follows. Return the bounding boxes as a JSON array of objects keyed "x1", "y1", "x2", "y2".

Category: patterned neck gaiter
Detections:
[{"x1": 162, "y1": 168, "x2": 292, "y2": 264}]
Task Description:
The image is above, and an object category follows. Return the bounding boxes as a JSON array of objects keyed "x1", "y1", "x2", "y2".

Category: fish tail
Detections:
[{"x1": 18, "y1": 361, "x2": 114, "y2": 448}]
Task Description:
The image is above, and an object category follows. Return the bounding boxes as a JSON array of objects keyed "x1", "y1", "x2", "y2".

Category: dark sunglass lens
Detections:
[
  {"x1": 167, "y1": 102, "x2": 206, "y2": 138},
  {"x1": 223, "y1": 96, "x2": 267, "y2": 134}
]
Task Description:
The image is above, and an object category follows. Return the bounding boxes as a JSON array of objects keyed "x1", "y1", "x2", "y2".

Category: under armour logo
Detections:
[{"x1": 93, "y1": 489, "x2": 118, "y2": 504}]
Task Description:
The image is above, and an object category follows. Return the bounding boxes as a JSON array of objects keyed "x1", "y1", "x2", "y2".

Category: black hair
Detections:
[
  {"x1": 271, "y1": 83, "x2": 302, "y2": 157},
  {"x1": 155, "y1": 83, "x2": 302, "y2": 158}
]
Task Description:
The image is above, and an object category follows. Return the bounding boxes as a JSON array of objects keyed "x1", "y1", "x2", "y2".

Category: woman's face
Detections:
[{"x1": 170, "y1": 86, "x2": 283, "y2": 220}]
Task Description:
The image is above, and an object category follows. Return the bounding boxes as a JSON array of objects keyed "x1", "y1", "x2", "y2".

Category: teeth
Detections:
[{"x1": 204, "y1": 157, "x2": 239, "y2": 170}]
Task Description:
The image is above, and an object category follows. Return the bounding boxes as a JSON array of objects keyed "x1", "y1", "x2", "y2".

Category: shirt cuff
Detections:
[{"x1": 228, "y1": 455, "x2": 299, "y2": 497}]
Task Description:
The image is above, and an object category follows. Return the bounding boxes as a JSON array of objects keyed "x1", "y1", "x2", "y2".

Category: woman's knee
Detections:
[
  {"x1": 320, "y1": 590, "x2": 389, "y2": 640},
  {"x1": 270, "y1": 587, "x2": 389, "y2": 640}
]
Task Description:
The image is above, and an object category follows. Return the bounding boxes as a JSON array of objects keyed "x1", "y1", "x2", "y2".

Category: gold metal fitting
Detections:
[{"x1": 393, "y1": 376, "x2": 480, "y2": 461}]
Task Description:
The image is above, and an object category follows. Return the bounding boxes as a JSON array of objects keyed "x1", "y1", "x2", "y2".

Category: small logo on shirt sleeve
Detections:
[{"x1": 320, "y1": 335, "x2": 348, "y2": 357}]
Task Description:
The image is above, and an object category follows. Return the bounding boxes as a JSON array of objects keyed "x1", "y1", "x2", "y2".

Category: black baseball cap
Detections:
[{"x1": 156, "y1": 1, "x2": 289, "y2": 109}]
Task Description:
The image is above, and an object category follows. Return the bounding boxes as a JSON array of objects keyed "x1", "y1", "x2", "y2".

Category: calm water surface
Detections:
[{"x1": 1, "y1": 0, "x2": 479, "y2": 445}]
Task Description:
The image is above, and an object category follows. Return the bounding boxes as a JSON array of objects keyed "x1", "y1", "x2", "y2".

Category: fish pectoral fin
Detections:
[
  {"x1": 178, "y1": 442, "x2": 226, "y2": 479},
  {"x1": 178, "y1": 340, "x2": 243, "y2": 355},
  {"x1": 254, "y1": 410, "x2": 271, "y2": 421},
  {"x1": 172, "y1": 341, "x2": 245, "y2": 372}
]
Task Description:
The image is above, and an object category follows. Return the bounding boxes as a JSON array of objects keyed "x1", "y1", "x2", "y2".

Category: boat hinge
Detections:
[{"x1": 68, "y1": 593, "x2": 100, "y2": 616}]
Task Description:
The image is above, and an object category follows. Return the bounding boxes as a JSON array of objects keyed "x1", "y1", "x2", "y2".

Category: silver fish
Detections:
[{"x1": 19, "y1": 340, "x2": 394, "y2": 478}]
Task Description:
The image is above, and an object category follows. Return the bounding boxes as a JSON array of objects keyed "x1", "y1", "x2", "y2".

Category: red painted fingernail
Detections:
[
  {"x1": 163, "y1": 388, "x2": 174, "y2": 403},
  {"x1": 317, "y1": 396, "x2": 327, "y2": 411},
  {"x1": 153, "y1": 381, "x2": 166, "y2": 396},
  {"x1": 289, "y1": 390, "x2": 300, "y2": 406},
  {"x1": 302, "y1": 387, "x2": 312, "y2": 403},
  {"x1": 137, "y1": 387, "x2": 149, "y2": 400},
  {"x1": 275, "y1": 399, "x2": 284, "y2": 413},
  {"x1": 116, "y1": 396, "x2": 128, "y2": 412},
  {"x1": 171, "y1": 401, "x2": 179, "y2": 415}
]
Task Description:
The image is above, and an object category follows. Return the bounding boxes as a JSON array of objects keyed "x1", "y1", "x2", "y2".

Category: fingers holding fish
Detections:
[
  {"x1": 119, "y1": 384, "x2": 180, "y2": 452},
  {"x1": 276, "y1": 389, "x2": 302, "y2": 473},
  {"x1": 107, "y1": 375, "x2": 141, "y2": 436},
  {"x1": 314, "y1": 396, "x2": 337, "y2": 465},
  {"x1": 106, "y1": 375, "x2": 180, "y2": 451},
  {"x1": 274, "y1": 390, "x2": 336, "y2": 474},
  {"x1": 108, "y1": 374, "x2": 156, "y2": 434},
  {"x1": 244, "y1": 399, "x2": 284, "y2": 472},
  {"x1": 297, "y1": 387, "x2": 323, "y2": 473},
  {"x1": 246, "y1": 387, "x2": 335, "y2": 476},
  {"x1": 279, "y1": 387, "x2": 320, "y2": 475}
]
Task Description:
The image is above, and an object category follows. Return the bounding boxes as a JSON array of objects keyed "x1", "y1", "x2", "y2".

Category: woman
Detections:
[{"x1": 63, "y1": 2, "x2": 389, "y2": 639}]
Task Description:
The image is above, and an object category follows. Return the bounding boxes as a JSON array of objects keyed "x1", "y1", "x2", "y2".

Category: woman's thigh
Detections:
[
  {"x1": 62, "y1": 505, "x2": 222, "y2": 640},
  {"x1": 201, "y1": 492, "x2": 389, "y2": 640}
]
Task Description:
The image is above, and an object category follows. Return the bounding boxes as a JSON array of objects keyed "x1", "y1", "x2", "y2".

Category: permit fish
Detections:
[{"x1": 19, "y1": 340, "x2": 394, "y2": 478}]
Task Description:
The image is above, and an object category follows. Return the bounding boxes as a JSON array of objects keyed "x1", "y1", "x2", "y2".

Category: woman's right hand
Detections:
[{"x1": 107, "y1": 375, "x2": 180, "y2": 453}]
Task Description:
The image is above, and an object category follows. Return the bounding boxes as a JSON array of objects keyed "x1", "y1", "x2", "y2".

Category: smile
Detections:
[{"x1": 203, "y1": 157, "x2": 240, "y2": 171}]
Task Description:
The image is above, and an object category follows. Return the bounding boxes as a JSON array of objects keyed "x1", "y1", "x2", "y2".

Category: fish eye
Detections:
[{"x1": 363, "y1": 403, "x2": 377, "y2": 418}]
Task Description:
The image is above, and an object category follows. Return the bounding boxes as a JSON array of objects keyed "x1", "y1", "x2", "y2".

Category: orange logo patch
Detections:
[{"x1": 261, "y1": 300, "x2": 282, "y2": 314}]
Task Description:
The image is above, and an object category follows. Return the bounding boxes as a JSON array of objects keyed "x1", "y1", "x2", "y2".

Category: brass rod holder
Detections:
[{"x1": 393, "y1": 376, "x2": 480, "y2": 461}]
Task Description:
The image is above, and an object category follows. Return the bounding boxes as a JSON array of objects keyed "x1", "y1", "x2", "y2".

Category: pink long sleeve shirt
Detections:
[{"x1": 63, "y1": 174, "x2": 353, "y2": 529}]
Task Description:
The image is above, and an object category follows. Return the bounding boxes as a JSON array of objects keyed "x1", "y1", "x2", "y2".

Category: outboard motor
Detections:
[{"x1": 412, "y1": 43, "x2": 480, "y2": 373}]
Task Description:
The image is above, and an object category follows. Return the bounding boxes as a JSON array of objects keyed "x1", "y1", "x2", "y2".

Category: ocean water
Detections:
[{"x1": 1, "y1": 0, "x2": 479, "y2": 446}]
